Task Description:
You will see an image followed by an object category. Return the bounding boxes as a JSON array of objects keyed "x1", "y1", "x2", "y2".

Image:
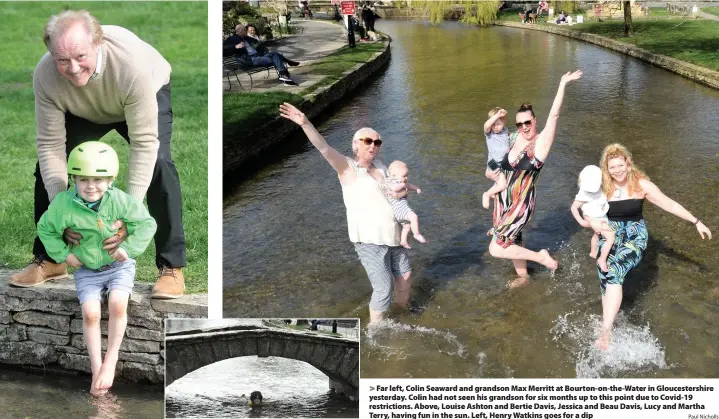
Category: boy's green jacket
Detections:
[{"x1": 38, "y1": 188, "x2": 157, "y2": 270}]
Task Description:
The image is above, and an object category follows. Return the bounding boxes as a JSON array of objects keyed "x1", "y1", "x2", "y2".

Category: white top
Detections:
[
  {"x1": 575, "y1": 189, "x2": 609, "y2": 219},
  {"x1": 340, "y1": 157, "x2": 401, "y2": 246}
]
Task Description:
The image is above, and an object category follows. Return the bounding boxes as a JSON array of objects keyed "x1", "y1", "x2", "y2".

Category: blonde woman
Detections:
[{"x1": 594, "y1": 144, "x2": 712, "y2": 350}]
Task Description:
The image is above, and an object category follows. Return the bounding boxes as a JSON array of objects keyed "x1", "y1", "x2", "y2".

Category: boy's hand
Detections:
[
  {"x1": 416, "y1": 188, "x2": 422, "y2": 194},
  {"x1": 65, "y1": 254, "x2": 83, "y2": 267},
  {"x1": 110, "y1": 247, "x2": 129, "y2": 262},
  {"x1": 498, "y1": 109, "x2": 507, "y2": 118}
]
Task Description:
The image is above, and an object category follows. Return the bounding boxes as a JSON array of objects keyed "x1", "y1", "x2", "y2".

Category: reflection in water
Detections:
[
  {"x1": 0, "y1": 367, "x2": 163, "y2": 418},
  {"x1": 165, "y1": 357, "x2": 359, "y2": 418},
  {"x1": 224, "y1": 20, "x2": 719, "y2": 378}
]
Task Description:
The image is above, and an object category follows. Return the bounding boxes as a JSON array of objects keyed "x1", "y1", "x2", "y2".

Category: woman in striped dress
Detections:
[{"x1": 487, "y1": 70, "x2": 583, "y2": 287}]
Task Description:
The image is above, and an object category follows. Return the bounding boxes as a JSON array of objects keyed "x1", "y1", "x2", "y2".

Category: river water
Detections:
[
  {"x1": 165, "y1": 319, "x2": 360, "y2": 418},
  {"x1": 0, "y1": 367, "x2": 163, "y2": 418},
  {"x1": 224, "y1": 20, "x2": 719, "y2": 379}
]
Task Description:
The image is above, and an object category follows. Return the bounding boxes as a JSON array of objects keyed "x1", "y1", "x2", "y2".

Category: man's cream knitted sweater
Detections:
[{"x1": 33, "y1": 25, "x2": 171, "y2": 202}]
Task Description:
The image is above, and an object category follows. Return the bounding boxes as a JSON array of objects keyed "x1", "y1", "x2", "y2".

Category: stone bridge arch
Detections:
[{"x1": 165, "y1": 325, "x2": 359, "y2": 399}]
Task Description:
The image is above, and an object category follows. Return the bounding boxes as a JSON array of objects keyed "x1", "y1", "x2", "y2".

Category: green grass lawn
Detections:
[
  {"x1": 0, "y1": 2, "x2": 208, "y2": 293},
  {"x1": 223, "y1": 91, "x2": 304, "y2": 141},
  {"x1": 223, "y1": 42, "x2": 385, "y2": 136},
  {"x1": 497, "y1": 8, "x2": 719, "y2": 72},
  {"x1": 702, "y1": 6, "x2": 719, "y2": 17}
]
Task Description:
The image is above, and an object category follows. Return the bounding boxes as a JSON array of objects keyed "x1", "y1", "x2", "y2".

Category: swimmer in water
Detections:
[{"x1": 238, "y1": 391, "x2": 263, "y2": 406}]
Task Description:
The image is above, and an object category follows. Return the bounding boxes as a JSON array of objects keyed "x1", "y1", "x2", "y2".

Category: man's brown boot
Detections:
[
  {"x1": 151, "y1": 267, "x2": 185, "y2": 299},
  {"x1": 8, "y1": 256, "x2": 69, "y2": 287}
]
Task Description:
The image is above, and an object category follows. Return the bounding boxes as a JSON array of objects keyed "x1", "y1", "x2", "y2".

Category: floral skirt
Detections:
[{"x1": 596, "y1": 219, "x2": 648, "y2": 295}]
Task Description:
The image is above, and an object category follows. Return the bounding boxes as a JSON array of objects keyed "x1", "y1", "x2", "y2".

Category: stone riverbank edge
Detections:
[
  {"x1": 0, "y1": 271, "x2": 208, "y2": 384},
  {"x1": 494, "y1": 21, "x2": 719, "y2": 90},
  {"x1": 224, "y1": 40, "x2": 391, "y2": 176}
]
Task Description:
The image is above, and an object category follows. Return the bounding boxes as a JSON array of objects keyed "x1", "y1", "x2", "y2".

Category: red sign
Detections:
[{"x1": 341, "y1": 1, "x2": 355, "y2": 15}]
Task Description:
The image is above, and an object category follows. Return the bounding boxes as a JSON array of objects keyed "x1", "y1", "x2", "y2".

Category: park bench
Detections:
[{"x1": 223, "y1": 56, "x2": 277, "y2": 92}]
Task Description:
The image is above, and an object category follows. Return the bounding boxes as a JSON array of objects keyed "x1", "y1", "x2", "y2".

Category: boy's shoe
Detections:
[
  {"x1": 283, "y1": 80, "x2": 298, "y2": 86},
  {"x1": 286, "y1": 59, "x2": 300, "y2": 67},
  {"x1": 8, "y1": 256, "x2": 69, "y2": 287},
  {"x1": 151, "y1": 267, "x2": 185, "y2": 299}
]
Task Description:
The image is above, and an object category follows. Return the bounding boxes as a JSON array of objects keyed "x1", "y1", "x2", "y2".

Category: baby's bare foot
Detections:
[
  {"x1": 589, "y1": 248, "x2": 598, "y2": 259},
  {"x1": 401, "y1": 240, "x2": 412, "y2": 249},
  {"x1": 414, "y1": 234, "x2": 426, "y2": 244},
  {"x1": 598, "y1": 258, "x2": 609, "y2": 272},
  {"x1": 482, "y1": 192, "x2": 491, "y2": 209},
  {"x1": 538, "y1": 249, "x2": 558, "y2": 271}
]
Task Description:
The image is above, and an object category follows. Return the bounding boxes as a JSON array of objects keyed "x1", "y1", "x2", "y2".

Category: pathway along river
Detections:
[{"x1": 224, "y1": 21, "x2": 719, "y2": 379}]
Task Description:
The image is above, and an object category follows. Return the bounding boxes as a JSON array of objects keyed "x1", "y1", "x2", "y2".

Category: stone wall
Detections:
[
  {"x1": 224, "y1": 40, "x2": 392, "y2": 176},
  {"x1": 494, "y1": 21, "x2": 719, "y2": 90},
  {"x1": 0, "y1": 272, "x2": 207, "y2": 384}
]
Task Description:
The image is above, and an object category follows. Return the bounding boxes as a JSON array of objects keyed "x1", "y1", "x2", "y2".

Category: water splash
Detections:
[
  {"x1": 364, "y1": 319, "x2": 467, "y2": 359},
  {"x1": 550, "y1": 311, "x2": 668, "y2": 378},
  {"x1": 475, "y1": 352, "x2": 487, "y2": 377}
]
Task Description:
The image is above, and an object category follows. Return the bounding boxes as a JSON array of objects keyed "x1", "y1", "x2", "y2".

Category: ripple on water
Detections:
[
  {"x1": 550, "y1": 311, "x2": 669, "y2": 378},
  {"x1": 364, "y1": 319, "x2": 467, "y2": 361},
  {"x1": 166, "y1": 356, "x2": 359, "y2": 418}
]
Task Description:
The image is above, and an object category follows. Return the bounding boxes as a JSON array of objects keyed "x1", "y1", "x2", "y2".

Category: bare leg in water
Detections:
[
  {"x1": 488, "y1": 238, "x2": 558, "y2": 289},
  {"x1": 509, "y1": 258, "x2": 530, "y2": 288},
  {"x1": 393, "y1": 271, "x2": 412, "y2": 308},
  {"x1": 596, "y1": 284, "x2": 622, "y2": 350}
]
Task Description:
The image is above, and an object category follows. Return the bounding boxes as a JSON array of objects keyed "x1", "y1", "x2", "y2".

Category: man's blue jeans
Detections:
[{"x1": 251, "y1": 52, "x2": 286, "y2": 73}]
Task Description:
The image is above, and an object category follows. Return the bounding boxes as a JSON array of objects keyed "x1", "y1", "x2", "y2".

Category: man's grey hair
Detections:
[{"x1": 44, "y1": 10, "x2": 103, "y2": 53}]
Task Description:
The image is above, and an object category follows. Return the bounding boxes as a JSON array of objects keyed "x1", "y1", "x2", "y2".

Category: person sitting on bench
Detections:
[
  {"x1": 222, "y1": 25, "x2": 300, "y2": 86},
  {"x1": 537, "y1": 1, "x2": 548, "y2": 18},
  {"x1": 556, "y1": 10, "x2": 567, "y2": 24}
]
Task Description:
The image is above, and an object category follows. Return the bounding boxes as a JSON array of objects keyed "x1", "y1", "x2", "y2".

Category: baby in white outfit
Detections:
[{"x1": 570, "y1": 165, "x2": 616, "y2": 272}]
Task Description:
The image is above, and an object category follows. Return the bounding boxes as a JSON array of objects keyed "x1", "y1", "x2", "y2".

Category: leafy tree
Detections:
[
  {"x1": 552, "y1": 1, "x2": 580, "y2": 14},
  {"x1": 623, "y1": 1, "x2": 634, "y2": 35},
  {"x1": 412, "y1": 0, "x2": 500, "y2": 26}
]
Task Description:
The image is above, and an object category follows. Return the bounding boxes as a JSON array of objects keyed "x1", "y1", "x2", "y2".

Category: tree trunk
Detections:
[{"x1": 623, "y1": 1, "x2": 634, "y2": 36}]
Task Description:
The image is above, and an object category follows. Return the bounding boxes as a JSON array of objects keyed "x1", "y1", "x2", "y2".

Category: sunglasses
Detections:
[
  {"x1": 515, "y1": 120, "x2": 533, "y2": 129},
  {"x1": 360, "y1": 138, "x2": 382, "y2": 146}
]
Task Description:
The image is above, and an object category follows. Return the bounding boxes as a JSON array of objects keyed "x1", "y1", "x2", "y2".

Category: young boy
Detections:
[
  {"x1": 481, "y1": 107, "x2": 510, "y2": 209},
  {"x1": 382, "y1": 160, "x2": 426, "y2": 249},
  {"x1": 570, "y1": 165, "x2": 616, "y2": 272},
  {"x1": 37, "y1": 141, "x2": 156, "y2": 396}
]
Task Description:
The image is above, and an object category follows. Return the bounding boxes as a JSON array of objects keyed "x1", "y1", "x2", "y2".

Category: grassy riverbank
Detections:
[
  {"x1": 223, "y1": 42, "x2": 385, "y2": 135},
  {"x1": 497, "y1": 8, "x2": 719, "y2": 71},
  {"x1": 0, "y1": 2, "x2": 208, "y2": 292},
  {"x1": 703, "y1": 7, "x2": 719, "y2": 17}
]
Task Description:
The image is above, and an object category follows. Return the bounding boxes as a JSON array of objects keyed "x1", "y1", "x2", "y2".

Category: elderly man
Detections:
[{"x1": 8, "y1": 10, "x2": 187, "y2": 299}]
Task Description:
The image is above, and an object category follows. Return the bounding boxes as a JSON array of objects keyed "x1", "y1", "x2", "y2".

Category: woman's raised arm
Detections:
[
  {"x1": 641, "y1": 179, "x2": 712, "y2": 239},
  {"x1": 535, "y1": 70, "x2": 582, "y2": 161},
  {"x1": 280, "y1": 102, "x2": 351, "y2": 176}
]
